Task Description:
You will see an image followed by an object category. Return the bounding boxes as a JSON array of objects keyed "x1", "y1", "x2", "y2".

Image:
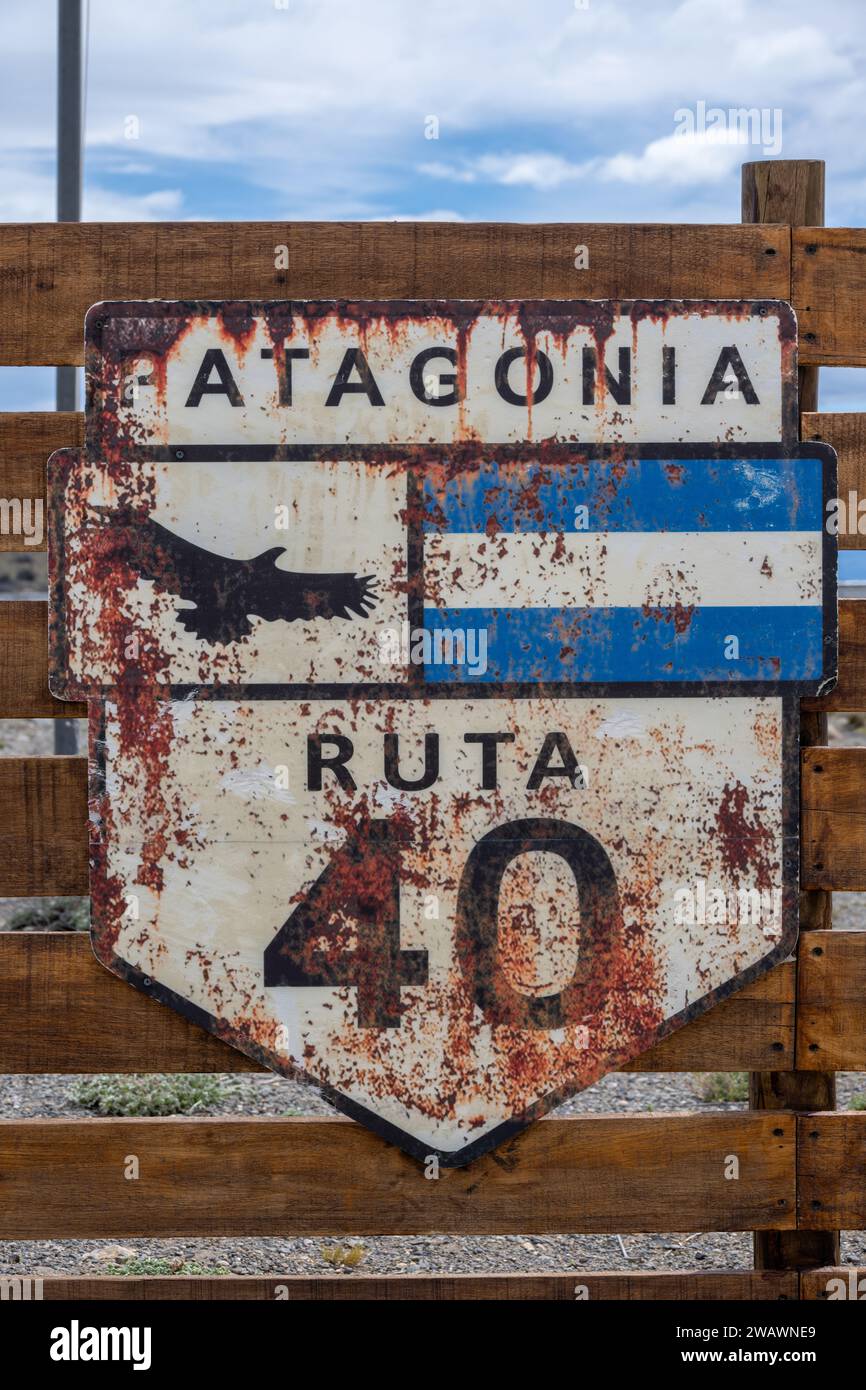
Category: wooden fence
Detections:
[{"x1": 1, "y1": 157, "x2": 865, "y2": 1301}]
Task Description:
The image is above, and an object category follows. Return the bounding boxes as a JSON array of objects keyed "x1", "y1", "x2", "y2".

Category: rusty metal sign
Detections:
[{"x1": 48, "y1": 300, "x2": 836, "y2": 1165}]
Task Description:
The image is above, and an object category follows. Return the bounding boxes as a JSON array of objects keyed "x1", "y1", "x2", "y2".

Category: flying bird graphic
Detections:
[{"x1": 90, "y1": 506, "x2": 380, "y2": 646}]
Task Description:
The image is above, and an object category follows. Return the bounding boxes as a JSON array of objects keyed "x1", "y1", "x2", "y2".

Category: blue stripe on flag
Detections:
[
  {"x1": 422, "y1": 606, "x2": 824, "y2": 683},
  {"x1": 422, "y1": 457, "x2": 824, "y2": 534}
]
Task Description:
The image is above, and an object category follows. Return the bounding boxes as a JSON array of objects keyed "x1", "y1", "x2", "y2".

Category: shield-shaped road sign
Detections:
[{"x1": 49, "y1": 300, "x2": 836, "y2": 1165}]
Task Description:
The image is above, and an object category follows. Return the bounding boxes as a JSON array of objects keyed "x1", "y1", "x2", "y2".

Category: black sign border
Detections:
[
  {"x1": 82, "y1": 297, "x2": 801, "y2": 460},
  {"x1": 65, "y1": 298, "x2": 830, "y2": 1166},
  {"x1": 87, "y1": 692, "x2": 801, "y2": 1167}
]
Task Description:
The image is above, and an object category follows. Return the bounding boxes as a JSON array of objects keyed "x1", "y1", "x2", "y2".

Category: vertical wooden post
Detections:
[
  {"x1": 742, "y1": 157, "x2": 839, "y2": 1271},
  {"x1": 742, "y1": 161, "x2": 824, "y2": 413}
]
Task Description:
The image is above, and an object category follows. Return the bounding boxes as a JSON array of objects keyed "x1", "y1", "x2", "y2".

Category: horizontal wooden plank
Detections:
[
  {"x1": 4, "y1": 409, "x2": 848, "y2": 565},
  {"x1": 798, "y1": 931, "x2": 866, "y2": 1071},
  {"x1": 22, "y1": 1270, "x2": 799, "y2": 1301},
  {"x1": 3, "y1": 749, "x2": 864, "y2": 896},
  {"x1": 0, "y1": 1112, "x2": 795, "y2": 1236},
  {"x1": 629, "y1": 961, "x2": 793, "y2": 1070},
  {"x1": 798, "y1": 1113, "x2": 866, "y2": 1229},
  {"x1": 794, "y1": 228, "x2": 866, "y2": 366},
  {"x1": 801, "y1": 747, "x2": 866, "y2": 890},
  {"x1": 0, "y1": 930, "x2": 795, "y2": 1074},
  {"x1": 0, "y1": 604, "x2": 861, "y2": 730},
  {"x1": 0, "y1": 758, "x2": 86, "y2": 895},
  {"x1": 0, "y1": 412, "x2": 81, "y2": 551},
  {"x1": 0, "y1": 417, "x2": 855, "y2": 718},
  {"x1": 5, "y1": 599, "x2": 862, "y2": 730},
  {"x1": 0, "y1": 223, "x2": 790, "y2": 366},
  {"x1": 4, "y1": 408, "x2": 852, "y2": 564},
  {"x1": 0, "y1": 930, "x2": 256, "y2": 1073},
  {"x1": 800, "y1": 1267, "x2": 866, "y2": 1300},
  {"x1": 8, "y1": 743, "x2": 865, "y2": 897},
  {"x1": 0, "y1": 604, "x2": 85, "y2": 716},
  {"x1": 802, "y1": 601, "x2": 866, "y2": 713},
  {"x1": 802, "y1": 413, "x2": 866, "y2": 548}
]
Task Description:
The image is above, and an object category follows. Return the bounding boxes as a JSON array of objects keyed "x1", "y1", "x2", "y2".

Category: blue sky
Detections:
[
  {"x1": 1, "y1": 0, "x2": 864, "y2": 460},
  {"x1": 2, "y1": 0, "x2": 861, "y2": 224}
]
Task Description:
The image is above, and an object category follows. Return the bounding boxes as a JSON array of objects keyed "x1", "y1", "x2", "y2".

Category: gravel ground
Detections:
[
  {"x1": 0, "y1": 552, "x2": 46, "y2": 600},
  {"x1": 1, "y1": 611, "x2": 864, "y2": 1281},
  {"x1": 0, "y1": 716, "x2": 83, "y2": 758},
  {"x1": 833, "y1": 893, "x2": 866, "y2": 930},
  {"x1": 1, "y1": 1069, "x2": 865, "y2": 1279}
]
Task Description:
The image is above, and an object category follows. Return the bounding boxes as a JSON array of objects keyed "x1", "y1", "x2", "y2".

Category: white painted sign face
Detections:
[
  {"x1": 49, "y1": 299, "x2": 836, "y2": 1165},
  {"x1": 92, "y1": 694, "x2": 792, "y2": 1162},
  {"x1": 85, "y1": 300, "x2": 794, "y2": 448}
]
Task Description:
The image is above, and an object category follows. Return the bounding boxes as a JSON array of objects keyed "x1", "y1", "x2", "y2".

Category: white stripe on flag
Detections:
[{"x1": 424, "y1": 531, "x2": 822, "y2": 610}]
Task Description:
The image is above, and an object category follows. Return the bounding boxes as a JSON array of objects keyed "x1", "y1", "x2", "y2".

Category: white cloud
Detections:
[
  {"x1": 422, "y1": 153, "x2": 592, "y2": 191},
  {"x1": 384, "y1": 209, "x2": 466, "y2": 222},
  {"x1": 600, "y1": 130, "x2": 750, "y2": 187},
  {"x1": 0, "y1": 158, "x2": 184, "y2": 222},
  {"x1": 85, "y1": 186, "x2": 184, "y2": 220},
  {"x1": 0, "y1": 0, "x2": 864, "y2": 222},
  {"x1": 419, "y1": 162, "x2": 478, "y2": 185},
  {"x1": 421, "y1": 132, "x2": 754, "y2": 193},
  {"x1": 3, "y1": 2, "x2": 859, "y2": 153},
  {"x1": 477, "y1": 154, "x2": 592, "y2": 190},
  {"x1": 732, "y1": 24, "x2": 853, "y2": 79}
]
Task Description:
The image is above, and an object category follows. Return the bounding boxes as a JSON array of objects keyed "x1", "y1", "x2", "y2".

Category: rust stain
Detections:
[
  {"x1": 714, "y1": 781, "x2": 775, "y2": 889},
  {"x1": 47, "y1": 298, "x2": 813, "y2": 1166}
]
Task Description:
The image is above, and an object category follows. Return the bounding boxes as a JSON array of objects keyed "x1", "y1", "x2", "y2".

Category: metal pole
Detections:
[
  {"x1": 55, "y1": 0, "x2": 83, "y2": 756},
  {"x1": 56, "y1": 0, "x2": 82, "y2": 413}
]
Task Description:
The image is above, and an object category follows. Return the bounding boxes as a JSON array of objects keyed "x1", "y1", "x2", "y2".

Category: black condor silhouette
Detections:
[{"x1": 92, "y1": 506, "x2": 379, "y2": 645}]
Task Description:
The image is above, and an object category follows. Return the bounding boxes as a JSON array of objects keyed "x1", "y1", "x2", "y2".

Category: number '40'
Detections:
[{"x1": 264, "y1": 816, "x2": 621, "y2": 1030}]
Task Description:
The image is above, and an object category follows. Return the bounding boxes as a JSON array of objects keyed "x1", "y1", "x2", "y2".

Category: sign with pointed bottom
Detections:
[{"x1": 49, "y1": 299, "x2": 836, "y2": 1165}]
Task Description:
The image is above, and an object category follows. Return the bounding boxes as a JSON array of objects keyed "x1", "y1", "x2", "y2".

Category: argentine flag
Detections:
[{"x1": 421, "y1": 452, "x2": 832, "y2": 688}]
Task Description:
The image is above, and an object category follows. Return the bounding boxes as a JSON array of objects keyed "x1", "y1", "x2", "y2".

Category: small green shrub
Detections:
[
  {"x1": 850, "y1": 1093, "x2": 866, "y2": 1111},
  {"x1": 71, "y1": 1074, "x2": 230, "y2": 1117},
  {"x1": 105, "y1": 1258, "x2": 230, "y2": 1276},
  {"x1": 695, "y1": 1072, "x2": 749, "y2": 1103},
  {"x1": 321, "y1": 1243, "x2": 365, "y2": 1269}
]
